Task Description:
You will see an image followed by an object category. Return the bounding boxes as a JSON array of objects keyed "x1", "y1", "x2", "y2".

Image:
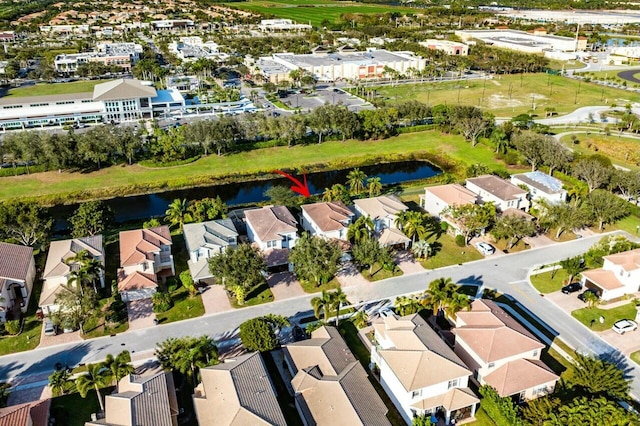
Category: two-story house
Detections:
[
  {"x1": 300, "y1": 201, "x2": 354, "y2": 241},
  {"x1": 353, "y1": 196, "x2": 410, "y2": 249},
  {"x1": 283, "y1": 326, "x2": 390, "y2": 426},
  {"x1": 453, "y1": 300, "x2": 558, "y2": 402},
  {"x1": 0, "y1": 243, "x2": 36, "y2": 321},
  {"x1": 370, "y1": 312, "x2": 479, "y2": 425},
  {"x1": 466, "y1": 175, "x2": 530, "y2": 212},
  {"x1": 118, "y1": 226, "x2": 174, "y2": 302},
  {"x1": 421, "y1": 184, "x2": 478, "y2": 218},
  {"x1": 244, "y1": 206, "x2": 298, "y2": 271},
  {"x1": 581, "y1": 248, "x2": 640, "y2": 301},
  {"x1": 183, "y1": 219, "x2": 239, "y2": 283},
  {"x1": 40, "y1": 236, "x2": 105, "y2": 315},
  {"x1": 511, "y1": 172, "x2": 567, "y2": 205}
]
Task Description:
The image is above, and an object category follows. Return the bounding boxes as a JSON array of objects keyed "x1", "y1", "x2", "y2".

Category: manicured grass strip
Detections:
[
  {"x1": 361, "y1": 263, "x2": 403, "y2": 282},
  {"x1": 299, "y1": 277, "x2": 341, "y2": 293},
  {"x1": 571, "y1": 302, "x2": 637, "y2": 332},
  {"x1": 631, "y1": 350, "x2": 640, "y2": 365},
  {"x1": 529, "y1": 269, "x2": 570, "y2": 294},
  {"x1": 420, "y1": 234, "x2": 483, "y2": 269},
  {"x1": 229, "y1": 283, "x2": 274, "y2": 308}
]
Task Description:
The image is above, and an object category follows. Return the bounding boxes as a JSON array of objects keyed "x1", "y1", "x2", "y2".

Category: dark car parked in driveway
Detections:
[
  {"x1": 561, "y1": 282, "x2": 582, "y2": 294},
  {"x1": 578, "y1": 288, "x2": 599, "y2": 302},
  {"x1": 292, "y1": 325, "x2": 307, "y2": 342}
]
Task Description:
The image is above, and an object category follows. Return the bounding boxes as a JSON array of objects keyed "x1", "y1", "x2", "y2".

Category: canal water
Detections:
[{"x1": 50, "y1": 160, "x2": 440, "y2": 227}]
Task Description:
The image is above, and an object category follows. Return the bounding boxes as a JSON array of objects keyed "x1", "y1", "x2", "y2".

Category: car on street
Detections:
[
  {"x1": 577, "y1": 288, "x2": 599, "y2": 302},
  {"x1": 561, "y1": 282, "x2": 582, "y2": 294},
  {"x1": 475, "y1": 242, "x2": 495, "y2": 256},
  {"x1": 612, "y1": 319, "x2": 638, "y2": 335},
  {"x1": 44, "y1": 319, "x2": 56, "y2": 336}
]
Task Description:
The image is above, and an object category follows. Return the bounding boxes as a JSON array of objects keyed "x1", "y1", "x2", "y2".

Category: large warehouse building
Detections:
[{"x1": 455, "y1": 29, "x2": 586, "y2": 53}]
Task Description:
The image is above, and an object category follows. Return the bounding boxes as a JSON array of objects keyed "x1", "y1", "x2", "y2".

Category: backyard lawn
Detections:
[
  {"x1": 529, "y1": 269, "x2": 570, "y2": 294},
  {"x1": 571, "y1": 302, "x2": 638, "y2": 332},
  {"x1": 420, "y1": 234, "x2": 483, "y2": 269}
]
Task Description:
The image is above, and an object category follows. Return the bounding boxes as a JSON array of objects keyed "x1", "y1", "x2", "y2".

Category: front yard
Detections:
[
  {"x1": 361, "y1": 262, "x2": 403, "y2": 282},
  {"x1": 529, "y1": 269, "x2": 570, "y2": 294},
  {"x1": 420, "y1": 234, "x2": 483, "y2": 269},
  {"x1": 228, "y1": 282, "x2": 274, "y2": 308},
  {"x1": 299, "y1": 277, "x2": 341, "y2": 294},
  {"x1": 0, "y1": 279, "x2": 42, "y2": 355},
  {"x1": 571, "y1": 302, "x2": 638, "y2": 332}
]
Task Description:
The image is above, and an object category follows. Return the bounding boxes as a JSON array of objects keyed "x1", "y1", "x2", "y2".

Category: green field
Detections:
[
  {"x1": 5, "y1": 80, "x2": 110, "y2": 99},
  {"x1": 559, "y1": 133, "x2": 640, "y2": 171},
  {"x1": 364, "y1": 73, "x2": 637, "y2": 117},
  {"x1": 227, "y1": 0, "x2": 414, "y2": 26}
]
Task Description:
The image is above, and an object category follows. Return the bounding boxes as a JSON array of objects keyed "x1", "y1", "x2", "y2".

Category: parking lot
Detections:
[{"x1": 277, "y1": 87, "x2": 372, "y2": 113}]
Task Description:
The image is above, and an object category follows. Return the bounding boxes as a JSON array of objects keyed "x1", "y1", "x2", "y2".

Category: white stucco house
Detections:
[
  {"x1": 511, "y1": 172, "x2": 567, "y2": 205},
  {"x1": 580, "y1": 248, "x2": 640, "y2": 301},
  {"x1": 353, "y1": 195, "x2": 411, "y2": 248},
  {"x1": 420, "y1": 184, "x2": 478, "y2": 218},
  {"x1": 300, "y1": 201, "x2": 354, "y2": 241},
  {"x1": 0, "y1": 243, "x2": 36, "y2": 321},
  {"x1": 183, "y1": 219, "x2": 239, "y2": 283},
  {"x1": 466, "y1": 175, "x2": 530, "y2": 212},
  {"x1": 244, "y1": 206, "x2": 298, "y2": 270},
  {"x1": 371, "y1": 312, "x2": 479, "y2": 425}
]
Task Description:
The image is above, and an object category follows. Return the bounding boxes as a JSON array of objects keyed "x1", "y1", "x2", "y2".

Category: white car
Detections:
[
  {"x1": 43, "y1": 319, "x2": 56, "y2": 336},
  {"x1": 612, "y1": 319, "x2": 638, "y2": 335},
  {"x1": 475, "y1": 242, "x2": 495, "y2": 256}
]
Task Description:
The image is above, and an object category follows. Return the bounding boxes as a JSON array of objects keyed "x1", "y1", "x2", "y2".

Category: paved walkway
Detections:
[
  {"x1": 266, "y1": 273, "x2": 306, "y2": 300},
  {"x1": 394, "y1": 250, "x2": 425, "y2": 275},
  {"x1": 126, "y1": 299, "x2": 156, "y2": 331},
  {"x1": 201, "y1": 285, "x2": 232, "y2": 315}
]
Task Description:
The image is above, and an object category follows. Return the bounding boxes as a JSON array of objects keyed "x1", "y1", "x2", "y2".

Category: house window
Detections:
[
  {"x1": 412, "y1": 390, "x2": 421, "y2": 398},
  {"x1": 533, "y1": 386, "x2": 547, "y2": 396},
  {"x1": 447, "y1": 379, "x2": 458, "y2": 389}
]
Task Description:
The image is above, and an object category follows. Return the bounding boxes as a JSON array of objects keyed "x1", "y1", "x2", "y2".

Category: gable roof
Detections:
[
  {"x1": 0, "y1": 399, "x2": 50, "y2": 426},
  {"x1": 244, "y1": 206, "x2": 297, "y2": 243},
  {"x1": 511, "y1": 171, "x2": 564, "y2": 195},
  {"x1": 581, "y1": 269, "x2": 624, "y2": 290},
  {"x1": 424, "y1": 184, "x2": 477, "y2": 207},
  {"x1": 411, "y1": 387, "x2": 479, "y2": 413},
  {"x1": 43, "y1": 236, "x2": 103, "y2": 279},
  {"x1": 194, "y1": 352, "x2": 286, "y2": 426},
  {"x1": 301, "y1": 201, "x2": 354, "y2": 232},
  {"x1": 0, "y1": 242, "x2": 33, "y2": 282},
  {"x1": 117, "y1": 270, "x2": 158, "y2": 292},
  {"x1": 454, "y1": 300, "x2": 543, "y2": 363},
  {"x1": 119, "y1": 226, "x2": 172, "y2": 267},
  {"x1": 378, "y1": 227, "x2": 410, "y2": 247},
  {"x1": 93, "y1": 78, "x2": 157, "y2": 101},
  {"x1": 183, "y1": 219, "x2": 238, "y2": 254},
  {"x1": 353, "y1": 195, "x2": 408, "y2": 220},
  {"x1": 285, "y1": 326, "x2": 356, "y2": 376},
  {"x1": 483, "y1": 359, "x2": 558, "y2": 397},
  {"x1": 604, "y1": 248, "x2": 640, "y2": 272},
  {"x1": 466, "y1": 175, "x2": 527, "y2": 201}
]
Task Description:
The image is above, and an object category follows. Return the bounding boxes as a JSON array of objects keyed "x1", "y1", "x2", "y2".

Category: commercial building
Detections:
[
  {"x1": 419, "y1": 39, "x2": 469, "y2": 56},
  {"x1": 497, "y1": 9, "x2": 640, "y2": 25},
  {"x1": 455, "y1": 29, "x2": 586, "y2": 53},
  {"x1": 169, "y1": 37, "x2": 228, "y2": 62},
  {"x1": 54, "y1": 42, "x2": 143, "y2": 74},
  {"x1": 258, "y1": 19, "x2": 312, "y2": 32}
]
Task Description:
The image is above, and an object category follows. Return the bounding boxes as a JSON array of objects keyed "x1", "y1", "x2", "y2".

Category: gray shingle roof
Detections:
[
  {"x1": 0, "y1": 242, "x2": 33, "y2": 281},
  {"x1": 183, "y1": 219, "x2": 238, "y2": 254}
]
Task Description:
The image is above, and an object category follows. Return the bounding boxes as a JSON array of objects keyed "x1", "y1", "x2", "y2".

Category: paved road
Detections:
[{"x1": 1, "y1": 232, "x2": 639, "y2": 399}]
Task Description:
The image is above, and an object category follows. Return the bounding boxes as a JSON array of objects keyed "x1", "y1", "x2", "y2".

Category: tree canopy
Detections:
[
  {"x1": 239, "y1": 314, "x2": 290, "y2": 352},
  {"x1": 69, "y1": 200, "x2": 115, "y2": 238},
  {"x1": 289, "y1": 233, "x2": 342, "y2": 287}
]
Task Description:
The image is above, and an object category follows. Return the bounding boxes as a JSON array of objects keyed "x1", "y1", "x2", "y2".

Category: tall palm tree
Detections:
[
  {"x1": 423, "y1": 277, "x2": 457, "y2": 316},
  {"x1": 445, "y1": 293, "x2": 471, "y2": 319},
  {"x1": 347, "y1": 216, "x2": 375, "y2": 243},
  {"x1": 412, "y1": 240, "x2": 432, "y2": 260},
  {"x1": 48, "y1": 369, "x2": 70, "y2": 397},
  {"x1": 403, "y1": 211, "x2": 428, "y2": 244},
  {"x1": 394, "y1": 295, "x2": 423, "y2": 316},
  {"x1": 164, "y1": 198, "x2": 189, "y2": 231},
  {"x1": 76, "y1": 363, "x2": 112, "y2": 413},
  {"x1": 366, "y1": 177, "x2": 383, "y2": 197},
  {"x1": 346, "y1": 168, "x2": 367, "y2": 196},
  {"x1": 311, "y1": 290, "x2": 333, "y2": 322},
  {"x1": 332, "y1": 287, "x2": 349, "y2": 326},
  {"x1": 351, "y1": 310, "x2": 369, "y2": 329},
  {"x1": 105, "y1": 350, "x2": 135, "y2": 390}
]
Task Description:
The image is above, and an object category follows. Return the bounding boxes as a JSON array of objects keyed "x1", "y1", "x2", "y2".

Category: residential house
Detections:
[
  {"x1": 283, "y1": 326, "x2": 391, "y2": 426},
  {"x1": 466, "y1": 175, "x2": 530, "y2": 212},
  {"x1": 370, "y1": 313, "x2": 479, "y2": 425},
  {"x1": 244, "y1": 206, "x2": 298, "y2": 270},
  {"x1": 85, "y1": 371, "x2": 179, "y2": 426},
  {"x1": 453, "y1": 300, "x2": 558, "y2": 402},
  {"x1": 353, "y1": 196, "x2": 410, "y2": 249},
  {"x1": 0, "y1": 243, "x2": 36, "y2": 320},
  {"x1": 511, "y1": 172, "x2": 567, "y2": 205},
  {"x1": 118, "y1": 226, "x2": 174, "y2": 302},
  {"x1": 300, "y1": 201, "x2": 354, "y2": 241},
  {"x1": 581, "y1": 248, "x2": 640, "y2": 301},
  {"x1": 193, "y1": 352, "x2": 287, "y2": 426},
  {"x1": 420, "y1": 183, "x2": 478, "y2": 224},
  {"x1": 0, "y1": 399, "x2": 50, "y2": 426},
  {"x1": 40, "y1": 236, "x2": 105, "y2": 315},
  {"x1": 183, "y1": 219, "x2": 239, "y2": 283}
]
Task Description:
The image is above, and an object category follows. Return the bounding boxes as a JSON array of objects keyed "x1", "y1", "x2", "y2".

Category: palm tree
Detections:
[
  {"x1": 346, "y1": 168, "x2": 367, "y2": 196},
  {"x1": 105, "y1": 350, "x2": 134, "y2": 390},
  {"x1": 445, "y1": 293, "x2": 471, "y2": 319},
  {"x1": 347, "y1": 216, "x2": 375, "y2": 243},
  {"x1": 332, "y1": 287, "x2": 349, "y2": 326},
  {"x1": 366, "y1": 177, "x2": 383, "y2": 197},
  {"x1": 322, "y1": 187, "x2": 334, "y2": 202},
  {"x1": 412, "y1": 240, "x2": 432, "y2": 260},
  {"x1": 351, "y1": 310, "x2": 369, "y2": 329},
  {"x1": 48, "y1": 369, "x2": 70, "y2": 397},
  {"x1": 76, "y1": 363, "x2": 112, "y2": 413},
  {"x1": 423, "y1": 277, "x2": 457, "y2": 316},
  {"x1": 164, "y1": 198, "x2": 189, "y2": 231},
  {"x1": 402, "y1": 211, "x2": 428, "y2": 244},
  {"x1": 311, "y1": 290, "x2": 333, "y2": 322},
  {"x1": 394, "y1": 295, "x2": 423, "y2": 316}
]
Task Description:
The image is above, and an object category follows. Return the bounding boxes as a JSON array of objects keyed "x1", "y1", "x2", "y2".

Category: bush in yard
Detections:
[
  {"x1": 4, "y1": 319, "x2": 20, "y2": 335},
  {"x1": 179, "y1": 270, "x2": 197, "y2": 297},
  {"x1": 479, "y1": 385, "x2": 523, "y2": 426},
  {"x1": 107, "y1": 299, "x2": 127, "y2": 323},
  {"x1": 152, "y1": 291, "x2": 173, "y2": 313},
  {"x1": 166, "y1": 277, "x2": 180, "y2": 293},
  {"x1": 455, "y1": 234, "x2": 465, "y2": 247},
  {"x1": 239, "y1": 315, "x2": 290, "y2": 352}
]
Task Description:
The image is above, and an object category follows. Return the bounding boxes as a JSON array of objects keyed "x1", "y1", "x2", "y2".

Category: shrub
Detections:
[
  {"x1": 455, "y1": 234, "x2": 465, "y2": 247},
  {"x1": 479, "y1": 385, "x2": 523, "y2": 426},
  {"x1": 152, "y1": 291, "x2": 173, "y2": 313},
  {"x1": 179, "y1": 270, "x2": 196, "y2": 296},
  {"x1": 166, "y1": 277, "x2": 180, "y2": 293},
  {"x1": 4, "y1": 320, "x2": 20, "y2": 335},
  {"x1": 503, "y1": 151, "x2": 519, "y2": 165},
  {"x1": 107, "y1": 299, "x2": 128, "y2": 323}
]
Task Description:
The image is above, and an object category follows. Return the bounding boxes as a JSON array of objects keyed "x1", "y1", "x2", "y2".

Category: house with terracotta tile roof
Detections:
[
  {"x1": 421, "y1": 184, "x2": 478, "y2": 218},
  {"x1": 193, "y1": 352, "x2": 286, "y2": 426},
  {"x1": 85, "y1": 371, "x2": 178, "y2": 426},
  {"x1": 117, "y1": 226, "x2": 173, "y2": 302},
  {"x1": 283, "y1": 326, "x2": 391, "y2": 426},
  {"x1": 40, "y1": 236, "x2": 104, "y2": 315},
  {"x1": 0, "y1": 399, "x2": 50, "y2": 426},
  {"x1": 183, "y1": 219, "x2": 239, "y2": 283},
  {"x1": 0, "y1": 242, "x2": 35, "y2": 320},
  {"x1": 353, "y1": 195, "x2": 410, "y2": 249},
  {"x1": 580, "y1": 247, "x2": 640, "y2": 301},
  {"x1": 300, "y1": 201, "x2": 354, "y2": 241},
  {"x1": 466, "y1": 175, "x2": 530, "y2": 212},
  {"x1": 370, "y1": 312, "x2": 479, "y2": 425},
  {"x1": 245, "y1": 206, "x2": 298, "y2": 270},
  {"x1": 452, "y1": 300, "x2": 558, "y2": 402}
]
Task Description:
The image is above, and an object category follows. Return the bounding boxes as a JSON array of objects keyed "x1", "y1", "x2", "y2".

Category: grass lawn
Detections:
[
  {"x1": 560, "y1": 133, "x2": 640, "y2": 171},
  {"x1": 613, "y1": 214, "x2": 640, "y2": 235},
  {"x1": 157, "y1": 286, "x2": 205, "y2": 321},
  {"x1": 361, "y1": 262, "x2": 403, "y2": 282},
  {"x1": 0, "y1": 279, "x2": 42, "y2": 356},
  {"x1": 546, "y1": 58, "x2": 587, "y2": 71},
  {"x1": 631, "y1": 350, "x2": 640, "y2": 365},
  {"x1": 50, "y1": 388, "x2": 113, "y2": 426},
  {"x1": 420, "y1": 234, "x2": 483, "y2": 269},
  {"x1": 491, "y1": 238, "x2": 528, "y2": 254},
  {"x1": 229, "y1": 282, "x2": 274, "y2": 308},
  {"x1": 529, "y1": 269, "x2": 570, "y2": 294},
  {"x1": 0, "y1": 129, "x2": 502, "y2": 203},
  {"x1": 571, "y1": 302, "x2": 638, "y2": 332},
  {"x1": 363, "y1": 73, "x2": 636, "y2": 117},
  {"x1": 6, "y1": 80, "x2": 109, "y2": 98},
  {"x1": 544, "y1": 227, "x2": 577, "y2": 242},
  {"x1": 469, "y1": 407, "x2": 497, "y2": 426},
  {"x1": 299, "y1": 277, "x2": 341, "y2": 293}
]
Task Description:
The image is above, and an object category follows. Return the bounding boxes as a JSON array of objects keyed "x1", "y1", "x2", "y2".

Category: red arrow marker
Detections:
[{"x1": 273, "y1": 170, "x2": 311, "y2": 197}]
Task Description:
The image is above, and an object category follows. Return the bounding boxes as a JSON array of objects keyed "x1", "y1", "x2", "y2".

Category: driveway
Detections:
[
  {"x1": 201, "y1": 285, "x2": 233, "y2": 315},
  {"x1": 394, "y1": 251, "x2": 425, "y2": 275},
  {"x1": 544, "y1": 290, "x2": 586, "y2": 312},
  {"x1": 599, "y1": 328, "x2": 640, "y2": 357},
  {"x1": 38, "y1": 328, "x2": 82, "y2": 349},
  {"x1": 127, "y1": 299, "x2": 156, "y2": 331},
  {"x1": 523, "y1": 234, "x2": 556, "y2": 248},
  {"x1": 336, "y1": 262, "x2": 369, "y2": 289},
  {"x1": 266, "y1": 272, "x2": 306, "y2": 300}
]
